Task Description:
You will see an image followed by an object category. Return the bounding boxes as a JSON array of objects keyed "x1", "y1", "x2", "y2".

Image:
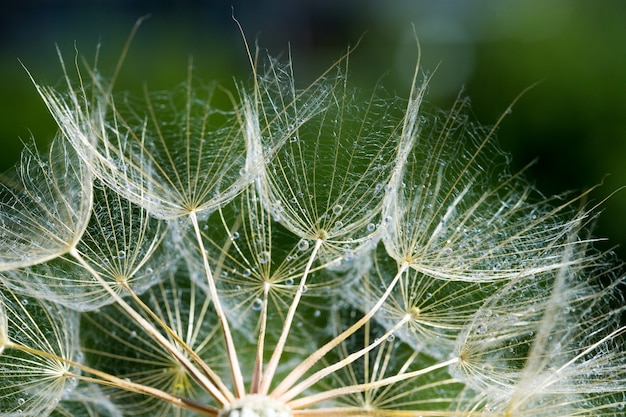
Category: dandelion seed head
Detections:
[{"x1": 1, "y1": 30, "x2": 624, "y2": 417}]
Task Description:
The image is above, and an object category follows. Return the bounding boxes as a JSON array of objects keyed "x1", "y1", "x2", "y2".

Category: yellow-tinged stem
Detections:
[
  {"x1": 287, "y1": 357, "x2": 459, "y2": 410},
  {"x1": 292, "y1": 408, "x2": 494, "y2": 416},
  {"x1": 251, "y1": 281, "x2": 271, "y2": 394},
  {"x1": 260, "y1": 238, "x2": 324, "y2": 395},
  {"x1": 69, "y1": 247, "x2": 230, "y2": 405},
  {"x1": 279, "y1": 314, "x2": 412, "y2": 403},
  {"x1": 5, "y1": 341, "x2": 219, "y2": 416},
  {"x1": 271, "y1": 261, "x2": 410, "y2": 398},
  {"x1": 125, "y1": 284, "x2": 233, "y2": 400},
  {"x1": 189, "y1": 211, "x2": 246, "y2": 398}
]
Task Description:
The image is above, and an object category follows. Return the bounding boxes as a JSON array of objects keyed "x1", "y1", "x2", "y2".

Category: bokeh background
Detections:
[{"x1": 2, "y1": 0, "x2": 625, "y2": 259}]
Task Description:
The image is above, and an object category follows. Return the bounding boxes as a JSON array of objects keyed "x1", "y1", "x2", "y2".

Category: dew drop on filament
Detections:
[
  {"x1": 297, "y1": 239, "x2": 310, "y2": 251},
  {"x1": 258, "y1": 251, "x2": 270, "y2": 264},
  {"x1": 252, "y1": 298, "x2": 263, "y2": 311}
]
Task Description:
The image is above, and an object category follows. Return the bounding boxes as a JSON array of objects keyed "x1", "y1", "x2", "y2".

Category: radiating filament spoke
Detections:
[
  {"x1": 69, "y1": 247, "x2": 230, "y2": 405},
  {"x1": 260, "y1": 238, "x2": 324, "y2": 394},
  {"x1": 287, "y1": 357, "x2": 459, "y2": 410},
  {"x1": 272, "y1": 261, "x2": 409, "y2": 398},
  {"x1": 190, "y1": 211, "x2": 245, "y2": 399}
]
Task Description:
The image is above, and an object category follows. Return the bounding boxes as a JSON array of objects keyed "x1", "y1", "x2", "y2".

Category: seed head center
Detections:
[{"x1": 218, "y1": 394, "x2": 292, "y2": 417}]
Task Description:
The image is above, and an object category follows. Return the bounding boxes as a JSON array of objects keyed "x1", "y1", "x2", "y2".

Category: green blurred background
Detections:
[{"x1": 1, "y1": 0, "x2": 625, "y2": 259}]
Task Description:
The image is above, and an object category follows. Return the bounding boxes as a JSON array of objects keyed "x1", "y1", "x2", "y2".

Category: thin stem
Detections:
[
  {"x1": 516, "y1": 324, "x2": 626, "y2": 408},
  {"x1": 292, "y1": 408, "x2": 486, "y2": 416},
  {"x1": 260, "y1": 238, "x2": 324, "y2": 394},
  {"x1": 6, "y1": 341, "x2": 219, "y2": 416},
  {"x1": 68, "y1": 247, "x2": 230, "y2": 406},
  {"x1": 279, "y1": 315, "x2": 412, "y2": 403},
  {"x1": 250, "y1": 282, "x2": 271, "y2": 394},
  {"x1": 189, "y1": 211, "x2": 246, "y2": 398},
  {"x1": 271, "y1": 261, "x2": 410, "y2": 398},
  {"x1": 287, "y1": 357, "x2": 459, "y2": 410},
  {"x1": 125, "y1": 285, "x2": 234, "y2": 400}
]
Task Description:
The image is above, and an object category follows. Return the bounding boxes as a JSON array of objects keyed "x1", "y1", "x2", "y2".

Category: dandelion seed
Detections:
[
  {"x1": 2, "y1": 182, "x2": 175, "y2": 311},
  {"x1": 0, "y1": 136, "x2": 93, "y2": 271},
  {"x1": 0, "y1": 286, "x2": 81, "y2": 416}
]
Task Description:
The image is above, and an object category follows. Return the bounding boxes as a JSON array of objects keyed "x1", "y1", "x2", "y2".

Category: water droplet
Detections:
[
  {"x1": 425, "y1": 292, "x2": 432, "y2": 299},
  {"x1": 252, "y1": 298, "x2": 263, "y2": 311},
  {"x1": 299, "y1": 284, "x2": 308, "y2": 293},
  {"x1": 386, "y1": 334, "x2": 396, "y2": 342},
  {"x1": 21, "y1": 299, "x2": 28, "y2": 306},
  {"x1": 476, "y1": 323, "x2": 488, "y2": 335},
  {"x1": 442, "y1": 247, "x2": 452, "y2": 255},
  {"x1": 258, "y1": 251, "x2": 270, "y2": 264},
  {"x1": 145, "y1": 267, "x2": 153, "y2": 275},
  {"x1": 298, "y1": 239, "x2": 310, "y2": 251},
  {"x1": 332, "y1": 204, "x2": 343, "y2": 215},
  {"x1": 118, "y1": 250, "x2": 126, "y2": 259},
  {"x1": 290, "y1": 136, "x2": 298, "y2": 143},
  {"x1": 231, "y1": 232, "x2": 240, "y2": 240},
  {"x1": 285, "y1": 277, "x2": 294, "y2": 286},
  {"x1": 17, "y1": 398, "x2": 25, "y2": 405},
  {"x1": 33, "y1": 195, "x2": 41, "y2": 203},
  {"x1": 243, "y1": 268, "x2": 251, "y2": 277},
  {"x1": 313, "y1": 309, "x2": 321, "y2": 318},
  {"x1": 367, "y1": 223, "x2": 376, "y2": 232}
]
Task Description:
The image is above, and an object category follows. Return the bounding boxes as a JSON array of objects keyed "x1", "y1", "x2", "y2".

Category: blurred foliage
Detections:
[{"x1": 1, "y1": 0, "x2": 625, "y2": 258}]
